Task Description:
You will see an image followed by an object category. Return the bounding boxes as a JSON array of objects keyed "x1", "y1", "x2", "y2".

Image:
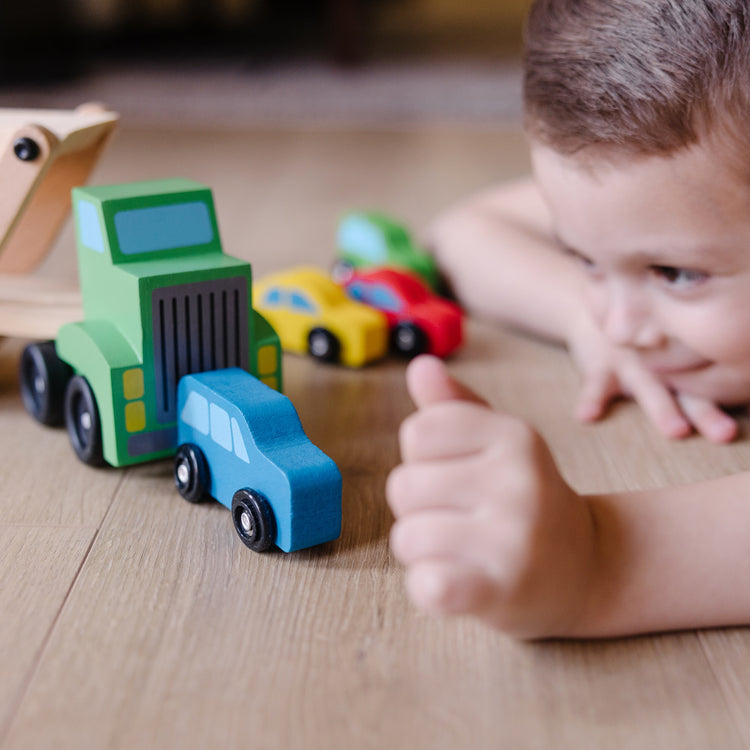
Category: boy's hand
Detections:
[
  {"x1": 386, "y1": 355, "x2": 597, "y2": 639},
  {"x1": 567, "y1": 313, "x2": 738, "y2": 443}
]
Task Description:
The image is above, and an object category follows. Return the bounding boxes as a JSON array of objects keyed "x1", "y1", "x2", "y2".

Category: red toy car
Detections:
[{"x1": 341, "y1": 268, "x2": 464, "y2": 358}]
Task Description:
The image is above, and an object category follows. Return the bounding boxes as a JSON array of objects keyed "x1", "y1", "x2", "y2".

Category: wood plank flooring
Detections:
[{"x1": 2, "y1": 125, "x2": 750, "y2": 749}]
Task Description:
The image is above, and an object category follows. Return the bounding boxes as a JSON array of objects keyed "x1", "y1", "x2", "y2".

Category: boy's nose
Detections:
[{"x1": 601, "y1": 285, "x2": 663, "y2": 348}]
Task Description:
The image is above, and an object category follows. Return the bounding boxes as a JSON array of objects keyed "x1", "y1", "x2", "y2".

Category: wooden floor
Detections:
[{"x1": 3, "y1": 125, "x2": 750, "y2": 749}]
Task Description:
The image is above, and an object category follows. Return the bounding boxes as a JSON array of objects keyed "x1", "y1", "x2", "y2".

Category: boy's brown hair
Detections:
[{"x1": 523, "y1": 0, "x2": 750, "y2": 157}]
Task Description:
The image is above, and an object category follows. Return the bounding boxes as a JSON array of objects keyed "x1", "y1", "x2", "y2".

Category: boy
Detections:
[{"x1": 386, "y1": 0, "x2": 750, "y2": 638}]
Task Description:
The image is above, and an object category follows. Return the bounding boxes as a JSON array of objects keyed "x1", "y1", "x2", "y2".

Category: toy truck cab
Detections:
[
  {"x1": 174, "y1": 368, "x2": 342, "y2": 553},
  {"x1": 22, "y1": 178, "x2": 282, "y2": 467}
]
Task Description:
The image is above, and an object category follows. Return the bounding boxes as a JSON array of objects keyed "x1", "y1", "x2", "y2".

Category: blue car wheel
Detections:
[
  {"x1": 232, "y1": 488, "x2": 276, "y2": 552},
  {"x1": 174, "y1": 443, "x2": 210, "y2": 503}
]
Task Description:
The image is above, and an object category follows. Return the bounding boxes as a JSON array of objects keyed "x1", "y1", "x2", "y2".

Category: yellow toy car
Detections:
[{"x1": 254, "y1": 266, "x2": 388, "y2": 367}]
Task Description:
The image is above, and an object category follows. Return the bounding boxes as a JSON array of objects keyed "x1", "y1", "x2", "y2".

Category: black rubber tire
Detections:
[
  {"x1": 307, "y1": 327, "x2": 341, "y2": 364},
  {"x1": 64, "y1": 375, "x2": 105, "y2": 466},
  {"x1": 19, "y1": 341, "x2": 73, "y2": 426},
  {"x1": 391, "y1": 322, "x2": 427, "y2": 358},
  {"x1": 174, "y1": 443, "x2": 211, "y2": 503},
  {"x1": 231, "y1": 489, "x2": 276, "y2": 552}
]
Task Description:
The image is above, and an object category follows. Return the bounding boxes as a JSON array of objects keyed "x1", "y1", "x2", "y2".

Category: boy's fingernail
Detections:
[
  {"x1": 709, "y1": 419, "x2": 738, "y2": 443},
  {"x1": 666, "y1": 418, "x2": 691, "y2": 438},
  {"x1": 576, "y1": 403, "x2": 599, "y2": 421}
]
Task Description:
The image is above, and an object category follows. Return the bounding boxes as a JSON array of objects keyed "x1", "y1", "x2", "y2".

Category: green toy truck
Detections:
[{"x1": 20, "y1": 178, "x2": 282, "y2": 467}]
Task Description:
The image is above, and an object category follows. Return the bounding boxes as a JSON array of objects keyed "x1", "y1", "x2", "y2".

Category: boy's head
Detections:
[
  {"x1": 523, "y1": 1, "x2": 750, "y2": 409},
  {"x1": 523, "y1": 0, "x2": 750, "y2": 162}
]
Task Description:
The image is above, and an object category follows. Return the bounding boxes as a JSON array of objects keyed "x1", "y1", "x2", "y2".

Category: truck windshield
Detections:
[{"x1": 114, "y1": 201, "x2": 214, "y2": 255}]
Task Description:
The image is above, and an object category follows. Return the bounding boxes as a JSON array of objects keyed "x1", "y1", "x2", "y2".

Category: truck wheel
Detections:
[
  {"x1": 231, "y1": 489, "x2": 276, "y2": 552},
  {"x1": 64, "y1": 376, "x2": 105, "y2": 466},
  {"x1": 174, "y1": 444, "x2": 210, "y2": 503},
  {"x1": 19, "y1": 341, "x2": 73, "y2": 426},
  {"x1": 391, "y1": 322, "x2": 427, "y2": 358},
  {"x1": 308, "y1": 328, "x2": 340, "y2": 363}
]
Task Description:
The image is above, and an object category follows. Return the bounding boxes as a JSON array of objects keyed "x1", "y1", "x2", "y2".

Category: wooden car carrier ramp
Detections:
[{"x1": 0, "y1": 103, "x2": 117, "y2": 339}]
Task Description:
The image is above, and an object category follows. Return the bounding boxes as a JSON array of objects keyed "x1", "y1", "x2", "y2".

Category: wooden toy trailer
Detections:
[{"x1": 0, "y1": 103, "x2": 117, "y2": 339}]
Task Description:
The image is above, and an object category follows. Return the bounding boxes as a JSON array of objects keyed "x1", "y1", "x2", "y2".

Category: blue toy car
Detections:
[{"x1": 174, "y1": 368, "x2": 342, "y2": 553}]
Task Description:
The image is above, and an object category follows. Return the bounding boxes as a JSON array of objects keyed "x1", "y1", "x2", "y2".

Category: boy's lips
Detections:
[{"x1": 641, "y1": 356, "x2": 713, "y2": 376}]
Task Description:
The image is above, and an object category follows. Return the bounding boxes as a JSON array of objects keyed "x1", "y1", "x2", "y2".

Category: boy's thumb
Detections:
[{"x1": 405, "y1": 354, "x2": 489, "y2": 409}]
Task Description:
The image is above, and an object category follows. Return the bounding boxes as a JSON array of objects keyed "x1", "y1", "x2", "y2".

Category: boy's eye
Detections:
[{"x1": 651, "y1": 266, "x2": 708, "y2": 289}]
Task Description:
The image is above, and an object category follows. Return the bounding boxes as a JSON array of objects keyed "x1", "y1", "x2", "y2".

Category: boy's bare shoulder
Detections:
[
  {"x1": 472, "y1": 176, "x2": 547, "y2": 218},
  {"x1": 435, "y1": 175, "x2": 552, "y2": 238}
]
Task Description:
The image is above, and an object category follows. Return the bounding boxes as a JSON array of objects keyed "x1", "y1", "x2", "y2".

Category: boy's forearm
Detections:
[
  {"x1": 428, "y1": 177, "x2": 587, "y2": 342},
  {"x1": 572, "y1": 473, "x2": 750, "y2": 638}
]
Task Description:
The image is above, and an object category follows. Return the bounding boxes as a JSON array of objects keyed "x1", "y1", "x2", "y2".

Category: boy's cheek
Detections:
[{"x1": 671, "y1": 302, "x2": 750, "y2": 361}]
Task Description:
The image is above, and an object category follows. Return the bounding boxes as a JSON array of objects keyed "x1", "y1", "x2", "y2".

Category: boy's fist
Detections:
[{"x1": 387, "y1": 355, "x2": 597, "y2": 639}]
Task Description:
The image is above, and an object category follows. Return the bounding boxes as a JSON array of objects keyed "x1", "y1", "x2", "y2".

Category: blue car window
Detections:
[
  {"x1": 114, "y1": 201, "x2": 214, "y2": 255},
  {"x1": 78, "y1": 201, "x2": 105, "y2": 253},
  {"x1": 290, "y1": 291, "x2": 316, "y2": 313},
  {"x1": 180, "y1": 391, "x2": 209, "y2": 434},
  {"x1": 371, "y1": 285, "x2": 403, "y2": 313},
  {"x1": 337, "y1": 216, "x2": 387, "y2": 263},
  {"x1": 210, "y1": 403, "x2": 232, "y2": 451},
  {"x1": 232, "y1": 418, "x2": 250, "y2": 463},
  {"x1": 348, "y1": 281, "x2": 365, "y2": 301},
  {"x1": 263, "y1": 287, "x2": 283, "y2": 306}
]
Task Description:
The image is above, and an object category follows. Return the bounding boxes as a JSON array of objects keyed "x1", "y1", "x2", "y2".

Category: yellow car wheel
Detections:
[{"x1": 308, "y1": 327, "x2": 340, "y2": 363}]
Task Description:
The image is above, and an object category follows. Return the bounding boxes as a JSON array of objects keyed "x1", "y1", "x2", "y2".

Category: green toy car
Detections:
[{"x1": 333, "y1": 211, "x2": 440, "y2": 291}]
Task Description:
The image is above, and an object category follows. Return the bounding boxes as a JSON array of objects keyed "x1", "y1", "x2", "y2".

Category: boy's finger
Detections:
[
  {"x1": 404, "y1": 559, "x2": 497, "y2": 616},
  {"x1": 399, "y1": 400, "x2": 523, "y2": 462},
  {"x1": 624, "y1": 369, "x2": 692, "y2": 438},
  {"x1": 406, "y1": 354, "x2": 489, "y2": 409},
  {"x1": 675, "y1": 393, "x2": 738, "y2": 443},
  {"x1": 390, "y1": 510, "x2": 477, "y2": 565},
  {"x1": 390, "y1": 510, "x2": 514, "y2": 578},
  {"x1": 387, "y1": 428, "x2": 540, "y2": 517},
  {"x1": 386, "y1": 459, "x2": 484, "y2": 515},
  {"x1": 575, "y1": 370, "x2": 619, "y2": 422}
]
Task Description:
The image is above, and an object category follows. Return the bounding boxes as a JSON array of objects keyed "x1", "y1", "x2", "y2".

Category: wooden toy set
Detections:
[
  {"x1": 254, "y1": 212, "x2": 464, "y2": 366},
  {"x1": 2, "y1": 104, "x2": 464, "y2": 556}
]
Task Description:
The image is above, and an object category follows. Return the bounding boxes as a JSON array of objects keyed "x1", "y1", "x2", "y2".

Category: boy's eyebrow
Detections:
[{"x1": 553, "y1": 233, "x2": 724, "y2": 266}]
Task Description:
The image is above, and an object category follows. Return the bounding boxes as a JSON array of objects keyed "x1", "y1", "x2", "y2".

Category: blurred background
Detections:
[{"x1": 0, "y1": 0, "x2": 531, "y2": 127}]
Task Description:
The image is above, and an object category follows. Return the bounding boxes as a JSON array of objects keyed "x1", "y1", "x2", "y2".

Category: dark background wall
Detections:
[{"x1": 0, "y1": 0, "x2": 530, "y2": 83}]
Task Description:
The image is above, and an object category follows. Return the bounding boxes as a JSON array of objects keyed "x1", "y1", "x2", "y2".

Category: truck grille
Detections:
[{"x1": 152, "y1": 277, "x2": 249, "y2": 422}]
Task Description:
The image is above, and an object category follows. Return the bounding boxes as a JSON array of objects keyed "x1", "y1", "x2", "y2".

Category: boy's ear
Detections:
[{"x1": 406, "y1": 355, "x2": 489, "y2": 409}]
